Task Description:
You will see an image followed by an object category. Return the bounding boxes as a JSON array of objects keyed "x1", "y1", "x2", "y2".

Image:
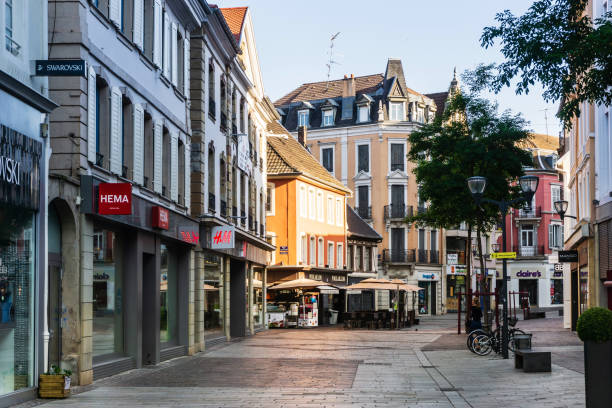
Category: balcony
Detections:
[
  {"x1": 515, "y1": 206, "x2": 542, "y2": 219},
  {"x1": 220, "y1": 200, "x2": 227, "y2": 217},
  {"x1": 416, "y1": 249, "x2": 440, "y2": 264},
  {"x1": 417, "y1": 206, "x2": 427, "y2": 215},
  {"x1": 382, "y1": 249, "x2": 415, "y2": 264},
  {"x1": 384, "y1": 204, "x2": 413, "y2": 220},
  {"x1": 512, "y1": 245, "x2": 545, "y2": 257},
  {"x1": 208, "y1": 192, "x2": 216, "y2": 213},
  {"x1": 356, "y1": 206, "x2": 372, "y2": 220}
]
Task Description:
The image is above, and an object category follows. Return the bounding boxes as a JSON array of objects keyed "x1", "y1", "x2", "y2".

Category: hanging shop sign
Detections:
[
  {"x1": 552, "y1": 271, "x2": 563, "y2": 278},
  {"x1": 211, "y1": 225, "x2": 235, "y2": 249},
  {"x1": 237, "y1": 136, "x2": 252, "y2": 175},
  {"x1": 98, "y1": 183, "x2": 132, "y2": 215},
  {"x1": 447, "y1": 253, "x2": 458, "y2": 265},
  {"x1": 510, "y1": 267, "x2": 546, "y2": 279},
  {"x1": 446, "y1": 265, "x2": 466, "y2": 275},
  {"x1": 0, "y1": 125, "x2": 42, "y2": 209},
  {"x1": 35, "y1": 59, "x2": 86, "y2": 77},
  {"x1": 151, "y1": 206, "x2": 169, "y2": 230},
  {"x1": 279, "y1": 246, "x2": 289, "y2": 254},
  {"x1": 558, "y1": 250, "x2": 578, "y2": 263},
  {"x1": 417, "y1": 272, "x2": 439, "y2": 281},
  {"x1": 179, "y1": 226, "x2": 199, "y2": 245},
  {"x1": 554, "y1": 263, "x2": 564, "y2": 272}
]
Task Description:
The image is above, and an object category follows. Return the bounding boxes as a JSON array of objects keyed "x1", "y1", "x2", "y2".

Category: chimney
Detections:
[
  {"x1": 298, "y1": 125, "x2": 307, "y2": 146},
  {"x1": 341, "y1": 74, "x2": 356, "y2": 120}
]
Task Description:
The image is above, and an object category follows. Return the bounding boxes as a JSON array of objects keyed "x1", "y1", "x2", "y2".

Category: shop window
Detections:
[
  {"x1": 0, "y1": 204, "x2": 35, "y2": 392},
  {"x1": 253, "y1": 269, "x2": 264, "y2": 328},
  {"x1": 121, "y1": 96, "x2": 134, "y2": 179},
  {"x1": 92, "y1": 227, "x2": 124, "y2": 357},
  {"x1": 160, "y1": 244, "x2": 177, "y2": 344},
  {"x1": 204, "y1": 254, "x2": 223, "y2": 339},
  {"x1": 162, "y1": 127, "x2": 170, "y2": 197},
  {"x1": 143, "y1": 112, "x2": 154, "y2": 188}
]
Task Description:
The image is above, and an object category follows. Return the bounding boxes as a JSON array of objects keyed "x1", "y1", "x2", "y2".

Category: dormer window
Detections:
[
  {"x1": 389, "y1": 102, "x2": 404, "y2": 121},
  {"x1": 298, "y1": 110, "x2": 309, "y2": 127},
  {"x1": 416, "y1": 107, "x2": 425, "y2": 123},
  {"x1": 322, "y1": 109, "x2": 334, "y2": 127},
  {"x1": 358, "y1": 105, "x2": 369, "y2": 123}
]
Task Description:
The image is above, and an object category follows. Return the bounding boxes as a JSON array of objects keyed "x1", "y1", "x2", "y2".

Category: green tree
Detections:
[
  {"x1": 408, "y1": 90, "x2": 533, "y2": 327},
  {"x1": 478, "y1": 0, "x2": 612, "y2": 127}
]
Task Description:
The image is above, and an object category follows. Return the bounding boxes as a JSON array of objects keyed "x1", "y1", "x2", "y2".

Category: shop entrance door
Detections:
[
  {"x1": 519, "y1": 279, "x2": 538, "y2": 306},
  {"x1": 571, "y1": 269, "x2": 578, "y2": 330},
  {"x1": 418, "y1": 281, "x2": 431, "y2": 315},
  {"x1": 47, "y1": 254, "x2": 62, "y2": 369},
  {"x1": 230, "y1": 259, "x2": 246, "y2": 338},
  {"x1": 430, "y1": 282, "x2": 437, "y2": 315},
  {"x1": 142, "y1": 252, "x2": 158, "y2": 365}
]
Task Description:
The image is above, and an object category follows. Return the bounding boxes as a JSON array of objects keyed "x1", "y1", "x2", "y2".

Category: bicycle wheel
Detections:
[
  {"x1": 508, "y1": 329, "x2": 526, "y2": 352},
  {"x1": 467, "y1": 329, "x2": 487, "y2": 352},
  {"x1": 472, "y1": 334, "x2": 492, "y2": 356}
]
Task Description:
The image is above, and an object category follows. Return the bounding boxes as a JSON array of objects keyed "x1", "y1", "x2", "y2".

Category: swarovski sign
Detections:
[{"x1": 0, "y1": 155, "x2": 20, "y2": 185}]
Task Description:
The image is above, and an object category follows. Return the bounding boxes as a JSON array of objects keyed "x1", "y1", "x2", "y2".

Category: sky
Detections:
[{"x1": 218, "y1": 0, "x2": 561, "y2": 137}]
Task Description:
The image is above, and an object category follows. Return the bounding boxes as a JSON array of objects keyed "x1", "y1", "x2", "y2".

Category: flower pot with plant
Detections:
[
  {"x1": 576, "y1": 307, "x2": 612, "y2": 408},
  {"x1": 38, "y1": 365, "x2": 72, "y2": 399}
]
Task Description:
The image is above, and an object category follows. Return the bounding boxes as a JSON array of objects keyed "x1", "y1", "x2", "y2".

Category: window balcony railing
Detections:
[
  {"x1": 382, "y1": 249, "x2": 416, "y2": 264},
  {"x1": 416, "y1": 249, "x2": 440, "y2": 264},
  {"x1": 356, "y1": 206, "x2": 372, "y2": 220},
  {"x1": 515, "y1": 206, "x2": 542, "y2": 218},
  {"x1": 417, "y1": 249, "x2": 428, "y2": 263},
  {"x1": 512, "y1": 245, "x2": 545, "y2": 257},
  {"x1": 430, "y1": 250, "x2": 439, "y2": 264},
  {"x1": 208, "y1": 192, "x2": 216, "y2": 213},
  {"x1": 220, "y1": 199, "x2": 227, "y2": 217},
  {"x1": 384, "y1": 204, "x2": 413, "y2": 220}
]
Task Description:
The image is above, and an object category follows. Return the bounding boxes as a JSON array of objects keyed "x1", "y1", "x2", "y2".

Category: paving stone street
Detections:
[{"x1": 15, "y1": 316, "x2": 585, "y2": 408}]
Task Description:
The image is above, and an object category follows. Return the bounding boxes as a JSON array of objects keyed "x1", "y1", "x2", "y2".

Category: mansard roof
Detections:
[{"x1": 347, "y1": 206, "x2": 383, "y2": 241}]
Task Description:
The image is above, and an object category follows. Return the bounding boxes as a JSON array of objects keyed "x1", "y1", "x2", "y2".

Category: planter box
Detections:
[
  {"x1": 584, "y1": 340, "x2": 612, "y2": 408},
  {"x1": 38, "y1": 374, "x2": 71, "y2": 399}
]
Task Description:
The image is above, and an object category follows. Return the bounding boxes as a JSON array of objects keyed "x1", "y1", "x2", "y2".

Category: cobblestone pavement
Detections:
[{"x1": 16, "y1": 316, "x2": 585, "y2": 408}]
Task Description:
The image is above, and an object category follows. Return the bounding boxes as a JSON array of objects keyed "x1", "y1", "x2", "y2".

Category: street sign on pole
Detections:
[{"x1": 491, "y1": 252, "x2": 517, "y2": 259}]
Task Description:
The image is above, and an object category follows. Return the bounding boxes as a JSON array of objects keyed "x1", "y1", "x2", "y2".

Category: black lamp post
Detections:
[
  {"x1": 466, "y1": 174, "x2": 539, "y2": 359},
  {"x1": 553, "y1": 200, "x2": 577, "y2": 221}
]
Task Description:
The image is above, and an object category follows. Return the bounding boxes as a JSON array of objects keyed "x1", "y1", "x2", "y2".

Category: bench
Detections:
[
  {"x1": 514, "y1": 350, "x2": 551, "y2": 372},
  {"x1": 527, "y1": 311, "x2": 546, "y2": 319}
]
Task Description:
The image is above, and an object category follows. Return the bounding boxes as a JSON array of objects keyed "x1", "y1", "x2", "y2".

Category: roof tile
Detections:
[{"x1": 219, "y1": 7, "x2": 247, "y2": 43}]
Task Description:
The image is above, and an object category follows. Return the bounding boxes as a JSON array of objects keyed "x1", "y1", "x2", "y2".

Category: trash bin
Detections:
[{"x1": 329, "y1": 309, "x2": 338, "y2": 325}]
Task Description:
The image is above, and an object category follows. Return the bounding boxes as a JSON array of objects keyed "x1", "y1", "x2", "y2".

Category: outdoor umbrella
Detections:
[
  {"x1": 267, "y1": 278, "x2": 332, "y2": 290},
  {"x1": 203, "y1": 284, "x2": 218, "y2": 291}
]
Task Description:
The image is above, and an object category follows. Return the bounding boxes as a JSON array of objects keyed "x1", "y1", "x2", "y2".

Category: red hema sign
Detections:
[{"x1": 98, "y1": 183, "x2": 132, "y2": 215}]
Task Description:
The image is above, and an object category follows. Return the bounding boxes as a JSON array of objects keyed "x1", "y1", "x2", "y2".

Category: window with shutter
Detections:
[
  {"x1": 171, "y1": 22, "x2": 178, "y2": 86},
  {"x1": 87, "y1": 67, "x2": 97, "y2": 163},
  {"x1": 163, "y1": 11, "x2": 170, "y2": 77},
  {"x1": 153, "y1": 119, "x2": 163, "y2": 193},
  {"x1": 133, "y1": 0, "x2": 144, "y2": 49},
  {"x1": 109, "y1": 0, "x2": 121, "y2": 27},
  {"x1": 153, "y1": 0, "x2": 162, "y2": 67},
  {"x1": 109, "y1": 87, "x2": 123, "y2": 175},
  {"x1": 357, "y1": 144, "x2": 369, "y2": 173},
  {"x1": 183, "y1": 38, "x2": 190, "y2": 96},
  {"x1": 184, "y1": 142, "x2": 190, "y2": 209},
  {"x1": 170, "y1": 133, "x2": 178, "y2": 202},
  {"x1": 132, "y1": 104, "x2": 144, "y2": 185},
  {"x1": 390, "y1": 143, "x2": 404, "y2": 171},
  {"x1": 551, "y1": 185, "x2": 561, "y2": 210}
]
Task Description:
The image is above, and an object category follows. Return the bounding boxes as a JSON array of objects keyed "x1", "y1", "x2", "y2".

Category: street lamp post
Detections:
[{"x1": 466, "y1": 175, "x2": 539, "y2": 359}]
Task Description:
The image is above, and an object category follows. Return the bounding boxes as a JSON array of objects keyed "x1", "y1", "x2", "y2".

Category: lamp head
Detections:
[
  {"x1": 554, "y1": 200, "x2": 568, "y2": 220},
  {"x1": 519, "y1": 175, "x2": 539, "y2": 203},
  {"x1": 467, "y1": 176, "x2": 487, "y2": 202}
]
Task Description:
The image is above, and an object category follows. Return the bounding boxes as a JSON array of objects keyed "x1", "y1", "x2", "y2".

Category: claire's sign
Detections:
[{"x1": 98, "y1": 183, "x2": 132, "y2": 215}]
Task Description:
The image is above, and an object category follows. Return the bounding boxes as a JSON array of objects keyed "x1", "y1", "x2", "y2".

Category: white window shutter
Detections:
[
  {"x1": 133, "y1": 104, "x2": 144, "y2": 185},
  {"x1": 109, "y1": 0, "x2": 121, "y2": 27},
  {"x1": 184, "y1": 141, "x2": 190, "y2": 210},
  {"x1": 153, "y1": 119, "x2": 163, "y2": 194},
  {"x1": 170, "y1": 133, "x2": 178, "y2": 202},
  {"x1": 183, "y1": 37, "x2": 190, "y2": 96},
  {"x1": 87, "y1": 67, "x2": 97, "y2": 163},
  {"x1": 548, "y1": 224, "x2": 554, "y2": 249},
  {"x1": 153, "y1": 0, "x2": 162, "y2": 67},
  {"x1": 109, "y1": 87, "x2": 123, "y2": 175},
  {"x1": 163, "y1": 12, "x2": 170, "y2": 78},
  {"x1": 133, "y1": 0, "x2": 144, "y2": 49},
  {"x1": 171, "y1": 22, "x2": 178, "y2": 86}
]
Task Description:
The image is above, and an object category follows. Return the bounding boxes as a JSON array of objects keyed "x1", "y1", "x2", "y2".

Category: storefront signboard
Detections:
[
  {"x1": 510, "y1": 266, "x2": 546, "y2": 279},
  {"x1": 279, "y1": 245, "x2": 289, "y2": 254},
  {"x1": 179, "y1": 226, "x2": 199, "y2": 245},
  {"x1": 98, "y1": 183, "x2": 132, "y2": 214},
  {"x1": 558, "y1": 250, "x2": 578, "y2": 263},
  {"x1": 446, "y1": 265, "x2": 466, "y2": 275},
  {"x1": 151, "y1": 206, "x2": 169, "y2": 230},
  {"x1": 447, "y1": 253, "x2": 458, "y2": 265},
  {"x1": 554, "y1": 263, "x2": 564, "y2": 271},
  {"x1": 211, "y1": 225, "x2": 235, "y2": 249},
  {"x1": 35, "y1": 59, "x2": 86, "y2": 77},
  {"x1": 552, "y1": 271, "x2": 563, "y2": 278},
  {"x1": 0, "y1": 125, "x2": 42, "y2": 209},
  {"x1": 417, "y1": 272, "x2": 439, "y2": 281}
]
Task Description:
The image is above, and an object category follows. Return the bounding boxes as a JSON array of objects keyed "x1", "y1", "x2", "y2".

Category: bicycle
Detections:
[{"x1": 467, "y1": 319, "x2": 526, "y2": 355}]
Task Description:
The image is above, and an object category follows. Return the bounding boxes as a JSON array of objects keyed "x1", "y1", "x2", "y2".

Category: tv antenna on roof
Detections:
[
  {"x1": 325, "y1": 32, "x2": 341, "y2": 90},
  {"x1": 539, "y1": 107, "x2": 550, "y2": 143}
]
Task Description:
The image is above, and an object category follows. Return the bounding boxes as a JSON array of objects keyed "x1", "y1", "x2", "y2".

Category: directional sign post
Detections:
[{"x1": 491, "y1": 252, "x2": 517, "y2": 259}]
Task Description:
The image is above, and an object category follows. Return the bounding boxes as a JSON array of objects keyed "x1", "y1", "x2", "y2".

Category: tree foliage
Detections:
[
  {"x1": 407, "y1": 91, "x2": 533, "y2": 232},
  {"x1": 479, "y1": 0, "x2": 612, "y2": 127}
]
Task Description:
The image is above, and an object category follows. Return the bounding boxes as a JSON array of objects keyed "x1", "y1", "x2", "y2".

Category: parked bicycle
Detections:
[{"x1": 467, "y1": 318, "x2": 526, "y2": 355}]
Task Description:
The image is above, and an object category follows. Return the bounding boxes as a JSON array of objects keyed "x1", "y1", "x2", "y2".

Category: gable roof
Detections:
[
  {"x1": 425, "y1": 92, "x2": 448, "y2": 118},
  {"x1": 219, "y1": 7, "x2": 248, "y2": 44},
  {"x1": 275, "y1": 74, "x2": 384, "y2": 106},
  {"x1": 347, "y1": 206, "x2": 383, "y2": 241},
  {"x1": 518, "y1": 133, "x2": 560, "y2": 152},
  {"x1": 266, "y1": 122, "x2": 351, "y2": 194}
]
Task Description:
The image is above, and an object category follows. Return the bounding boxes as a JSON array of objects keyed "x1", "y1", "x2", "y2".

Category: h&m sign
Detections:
[{"x1": 211, "y1": 225, "x2": 235, "y2": 249}]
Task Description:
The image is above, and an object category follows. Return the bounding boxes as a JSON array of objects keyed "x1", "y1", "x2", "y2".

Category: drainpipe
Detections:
[{"x1": 42, "y1": 114, "x2": 51, "y2": 373}]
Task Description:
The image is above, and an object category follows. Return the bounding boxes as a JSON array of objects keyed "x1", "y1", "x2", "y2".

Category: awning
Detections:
[
  {"x1": 204, "y1": 284, "x2": 218, "y2": 291},
  {"x1": 317, "y1": 285, "x2": 339, "y2": 294},
  {"x1": 604, "y1": 281, "x2": 612, "y2": 287}
]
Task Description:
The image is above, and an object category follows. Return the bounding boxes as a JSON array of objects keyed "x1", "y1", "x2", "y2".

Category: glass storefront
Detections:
[
  {"x1": 579, "y1": 268, "x2": 588, "y2": 315},
  {"x1": 418, "y1": 281, "x2": 430, "y2": 315},
  {"x1": 92, "y1": 227, "x2": 123, "y2": 357},
  {"x1": 160, "y1": 244, "x2": 177, "y2": 345},
  {"x1": 551, "y1": 278, "x2": 563, "y2": 305},
  {"x1": 0, "y1": 204, "x2": 35, "y2": 394},
  {"x1": 446, "y1": 275, "x2": 466, "y2": 312},
  {"x1": 253, "y1": 269, "x2": 264, "y2": 328},
  {"x1": 204, "y1": 254, "x2": 223, "y2": 339}
]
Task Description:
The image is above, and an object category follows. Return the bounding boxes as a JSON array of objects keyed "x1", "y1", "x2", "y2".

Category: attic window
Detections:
[
  {"x1": 358, "y1": 105, "x2": 369, "y2": 123},
  {"x1": 322, "y1": 109, "x2": 334, "y2": 127},
  {"x1": 298, "y1": 110, "x2": 309, "y2": 127},
  {"x1": 389, "y1": 102, "x2": 404, "y2": 121}
]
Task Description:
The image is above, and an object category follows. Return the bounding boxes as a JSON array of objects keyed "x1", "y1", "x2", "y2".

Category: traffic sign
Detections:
[{"x1": 491, "y1": 252, "x2": 517, "y2": 259}]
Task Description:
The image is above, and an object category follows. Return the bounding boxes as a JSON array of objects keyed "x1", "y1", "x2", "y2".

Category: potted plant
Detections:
[
  {"x1": 576, "y1": 307, "x2": 612, "y2": 408},
  {"x1": 39, "y1": 365, "x2": 72, "y2": 399}
]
